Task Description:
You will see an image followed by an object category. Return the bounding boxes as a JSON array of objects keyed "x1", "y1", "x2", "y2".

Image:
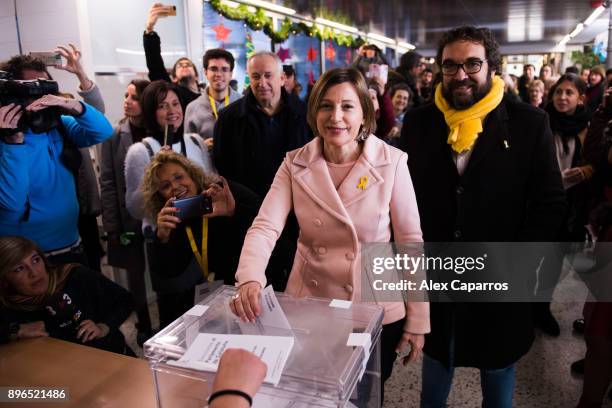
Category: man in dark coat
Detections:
[
  {"x1": 399, "y1": 26, "x2": 567, "y2": 407},
  {"x1": 213, "y1": 51, "x2": 311, "y2": 290}
]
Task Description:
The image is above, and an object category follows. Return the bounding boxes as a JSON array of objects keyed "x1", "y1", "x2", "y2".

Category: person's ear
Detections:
[{"x1": 578, "y1": 94, "x2": 586, "y2": 105}]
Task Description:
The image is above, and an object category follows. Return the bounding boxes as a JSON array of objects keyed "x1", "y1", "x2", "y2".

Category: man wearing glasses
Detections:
[
  {"x1": 184, "y1": 49, "x2": 242, "y2": 149},
  {"x1": 400, "y1": 26, "x2": 566, "y2": 407}
]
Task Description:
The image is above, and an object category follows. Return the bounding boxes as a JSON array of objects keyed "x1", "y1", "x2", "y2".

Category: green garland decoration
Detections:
[{"x1": 208, "y1": 0, "x2": 365, "y2": 47}]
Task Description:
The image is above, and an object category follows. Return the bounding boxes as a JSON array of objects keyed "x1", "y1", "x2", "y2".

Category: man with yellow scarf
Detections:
[{"x1": 399, "y1": 26, "x2": 567, "y2": 407}]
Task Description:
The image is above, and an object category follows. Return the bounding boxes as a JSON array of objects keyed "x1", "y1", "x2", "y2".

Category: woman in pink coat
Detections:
[{"x1": 230, "y1": 67, "x2": 430, "y2": 397}]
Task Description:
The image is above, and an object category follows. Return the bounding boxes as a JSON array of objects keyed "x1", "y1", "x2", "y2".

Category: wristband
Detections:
[{"x1": 207, "y1": 389, "x2": 252, "y2": 406}]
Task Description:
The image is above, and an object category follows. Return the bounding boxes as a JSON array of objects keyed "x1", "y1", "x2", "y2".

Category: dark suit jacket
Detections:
[{"x1": 399, "y1": 97, "x2": 567, "y2": 368}]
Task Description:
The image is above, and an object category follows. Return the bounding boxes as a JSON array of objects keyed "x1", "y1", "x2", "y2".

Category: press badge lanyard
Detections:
[
  {"x1": 185, "y1": 218, "x2": 209, "y2": 279},
  {"x1": 209, "y1": 93, "x2": 230, "y2": 120}
]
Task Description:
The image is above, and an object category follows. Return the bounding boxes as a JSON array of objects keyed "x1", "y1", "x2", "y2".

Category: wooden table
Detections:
[{"x1": 0, "y1": 337, "x2": 157, "y2": 408}]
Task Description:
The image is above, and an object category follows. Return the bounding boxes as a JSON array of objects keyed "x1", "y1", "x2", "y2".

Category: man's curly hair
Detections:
[
  {"x1": 436, "y1": 26, "x2": 501, "y2": 72},
  {"x1": 0, "y1": 55, "x2": 51, "y2": 79}
]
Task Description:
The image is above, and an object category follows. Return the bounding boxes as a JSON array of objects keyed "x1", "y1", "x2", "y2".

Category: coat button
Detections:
[
  {"x1": 313, "y1": 219, "x2": 322, "y2": 227},
  {"x1": 310, "y1": 279, "x2": 318, "y2": 287},
  {"x1": 317, "y1": 246, "x2": 327, "y2": 255},
  {"x1": 454, "y1": 230, "x2": 462, "y2": 239},
  {"x1": 344, "y1": 284, "x2": 353, "y2": 293},
  {"x1": 456, "y1": 186, "x2": 464, "y2": 194},
  {"x1": 345, "y1": 252, "x2": 355, "y2": 260}
]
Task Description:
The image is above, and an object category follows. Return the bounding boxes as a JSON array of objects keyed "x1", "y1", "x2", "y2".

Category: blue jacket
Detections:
[{"x1": 0, "y1": 103, "x2": 113, "y2": 251}]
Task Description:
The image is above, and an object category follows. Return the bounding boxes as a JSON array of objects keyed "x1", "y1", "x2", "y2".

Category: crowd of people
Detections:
[{"x1": 0, "y1": 5, "x2": 611, "y2": 406}]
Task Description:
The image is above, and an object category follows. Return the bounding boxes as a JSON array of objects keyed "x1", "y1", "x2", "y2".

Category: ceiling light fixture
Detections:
[
  {"x1": 367, "y1": 32, "x2": 395, "y2": 44},
  {"x1": 569, "y1": 23, "x2": 584, "y2": 38},
  {"x1": 397, "y1": 41, "x2": 416, "y2": 50},
  {"x1": 557, "y1": 34, "x2": 571, "y2": 48},
  {"x1": 315, "y1": 18, "x2": 358, "y2": 33},
  {"x1": 584, "y1": 5, "x2": 606, "y2": 26}
]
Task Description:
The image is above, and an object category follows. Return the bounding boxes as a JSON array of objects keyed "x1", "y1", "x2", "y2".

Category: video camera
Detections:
[{"x1": 0, "y1": 70, "x2": 61, "y2": 134}]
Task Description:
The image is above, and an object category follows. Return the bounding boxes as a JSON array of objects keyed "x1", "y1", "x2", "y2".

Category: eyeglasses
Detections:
[
  {"x1": 176, "y1": 62, "x2": 194, "y2": 68},
  {"x1": 158, "y1": 172, "x2": 187, "y2": 195},
  {"x1": 207, "y1": 66, "x2": 231, "y2": 73},
  {"x1": 440, "y1": 59, "x2": 486, "y2": 76}
]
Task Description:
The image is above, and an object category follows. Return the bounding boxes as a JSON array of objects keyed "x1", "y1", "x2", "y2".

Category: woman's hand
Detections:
[
  {"x1": 145, "y1": 3, "x2": 165, "y2": 33},
  {"x1": 0, "y1": 103, "x2": 24, "y2": 143},
  {"x1": 210, "y1": 349, "x2": 267, "y2": 408},
  {"x1": 17, "y1": 321, "x2": 48, "y2": 339},
  {"x1": 204, "y1": 177, "x2": 235, "y2": 218},
  {"x1": 396, "y1": 332, "x2": 425, "y2": 366},
  {"x1": 26, "y1": 94, "x2": 83, "y2": 116},
  {"x1": 156, "y1": 197, "x2": 180, "y2": 243},
  {"x1": 54, "y1": 43, "x2": 93, "y2": 91},
  {"x1": 562, "y1": 167, "x2": 585, "y2": 186},
  {"x1": 387, "y1": 126, "x2": 400, "y2": 139},
  {"x1": 229, "y1": 281, "x2": 262, "y2": 323},
  {"x1": 76, "y1": 320, "x2": 109, "y2": 343}
]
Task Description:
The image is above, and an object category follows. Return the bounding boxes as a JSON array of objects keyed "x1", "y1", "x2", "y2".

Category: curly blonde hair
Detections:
[{"x1": 142, "y1": 151, "x2": 218, "y2": 220}]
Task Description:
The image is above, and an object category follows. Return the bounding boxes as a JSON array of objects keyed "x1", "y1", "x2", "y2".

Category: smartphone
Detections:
[
  {"x1": 159, "y1": 5, "x2": 177, "y2": 17},
  {"x1": 173, "y1": 195, "x2": 212, "y2": 220},
  {"x1": 29, "y1": 51, "x2": 62, "y2": 67},
  {"x1": 368, "y1": 64, "x2": 388, "y2": 83}
]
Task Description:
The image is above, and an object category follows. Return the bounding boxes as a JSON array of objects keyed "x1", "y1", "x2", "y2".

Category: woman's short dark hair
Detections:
[
  {"x1": 129, "y1": 79, "x2": 150, "y2": 98},
  {"x1": 140, "y1": 80, "x2": 183, "y2": 134},
  {"x1": 549, "y1": 73, "x2": 587, "y2": 97},
  {"x1": 389, "y1": 83, "x2": 412, "y2": 99},
  {"x1": 203, "y1": 48, "x2": 235, "y2": 71},
  {"x1": 306, "y1": 68, "x2": 376, "y2": 139},
  {"x1": 436, "y1": 26, "x2": 501, "y2": 72}
]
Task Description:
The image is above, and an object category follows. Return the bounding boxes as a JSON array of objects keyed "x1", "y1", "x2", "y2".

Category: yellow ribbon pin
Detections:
[{"x1": 357, "y1": 176, "x2": 369, "y2": 190}]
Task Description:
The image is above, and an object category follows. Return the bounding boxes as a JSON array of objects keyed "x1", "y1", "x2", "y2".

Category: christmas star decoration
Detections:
[
  {"x1": 277, "y1": 46, "x2": 291, "y2": 62},
  {"x1": 307, "y1": 46, "x2": 318, "y2": 63},
  {"x1": 325, "y1": 43, "x2": 336, "y2": 62},
  {"x1": 212, "y1": 23, "x2": 232, "y2": 42},
  {"x1": 344, "y1": 48, "x2": 352, "y2": 66}
]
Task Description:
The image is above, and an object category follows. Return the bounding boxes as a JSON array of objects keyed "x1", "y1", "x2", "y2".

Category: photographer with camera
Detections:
[
  {"x1": 0, "y1": 63, "x2": 112, "y2": 265},
  {"x1": 2, "y1": 50, "x2": 108, "y2": 271}
]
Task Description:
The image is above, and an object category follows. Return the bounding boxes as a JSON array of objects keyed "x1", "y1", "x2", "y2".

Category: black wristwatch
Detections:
[{"x1": 8, "y1": 322, "x2": 20, "y2": 341}]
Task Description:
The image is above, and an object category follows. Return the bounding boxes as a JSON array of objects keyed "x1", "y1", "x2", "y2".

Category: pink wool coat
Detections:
[{"x1": 235, "y1": 135, "x2": 430, "y2": 334}]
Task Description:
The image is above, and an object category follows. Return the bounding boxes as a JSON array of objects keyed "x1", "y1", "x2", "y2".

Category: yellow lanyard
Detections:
[
  {"x1": 185, "y1": 218, "x2": 209, "y2": 279},
  {"x1": 209, "y1": 93, "x2": 230, "y2": 120}
]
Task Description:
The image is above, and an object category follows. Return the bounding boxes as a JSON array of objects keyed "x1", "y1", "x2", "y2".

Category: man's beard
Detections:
[{"x1": 442, "y1": 73, "x2": 493, "y2": 110}]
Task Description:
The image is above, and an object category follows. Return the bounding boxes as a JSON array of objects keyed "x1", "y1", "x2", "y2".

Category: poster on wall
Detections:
[
  {"x1": 276, "y1": 33, "x2": 322, "y2": 100},
  {"x1": 203, "y1": 1, "x2": 271, "y2": 93}
]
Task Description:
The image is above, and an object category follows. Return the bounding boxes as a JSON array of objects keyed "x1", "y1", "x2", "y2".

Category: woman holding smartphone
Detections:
[{"x1": 141, "y1": 151, "x2": 258, "y2": 327}]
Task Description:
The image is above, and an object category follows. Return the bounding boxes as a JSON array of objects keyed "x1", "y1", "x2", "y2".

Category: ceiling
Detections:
[{"x1": 282, "y1": 0, "x2": 606, "y2": 55}]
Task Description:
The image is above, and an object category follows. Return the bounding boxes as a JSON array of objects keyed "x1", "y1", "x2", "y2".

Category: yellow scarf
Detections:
[{"x1": 434, "y1": 75, "x2": 505, "y2": 153}]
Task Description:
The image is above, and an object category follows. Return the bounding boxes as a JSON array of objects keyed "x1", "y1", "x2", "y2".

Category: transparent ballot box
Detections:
[{"x1": 144, "y1": 285, "x2": 384, "y2": 407}]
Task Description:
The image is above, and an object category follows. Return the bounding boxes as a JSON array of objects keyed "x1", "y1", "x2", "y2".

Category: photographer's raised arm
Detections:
[
  {"x1": 143, "y1": 3, "x2": 172, "y2": 83},
  {"x1": 54, "y1": 43, "x2": 106, "y2": 113}
]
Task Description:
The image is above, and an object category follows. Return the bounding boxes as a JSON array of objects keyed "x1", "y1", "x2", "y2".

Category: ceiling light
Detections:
[
  {"x1": 315, "y1": 18, "x2": 358, "y2": 33},
  {"x1": 584, "y1": 5, "x2": 606, "y2": 26},
  {"x1": 569, "y1": 23, "x2": 584, "y2": 38},
  {"x1": 237, "y1": 0, "x2": 295, "y2": 15},
  {"x1": 557, "y1": 34, "x2": 571, "y2": 48},
  {"x1": 367, "y1": 32, "x2": 395, "y2": 44},
  {"x1": 397, "y1": 41, "x2": 416, "y2": 50}
]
